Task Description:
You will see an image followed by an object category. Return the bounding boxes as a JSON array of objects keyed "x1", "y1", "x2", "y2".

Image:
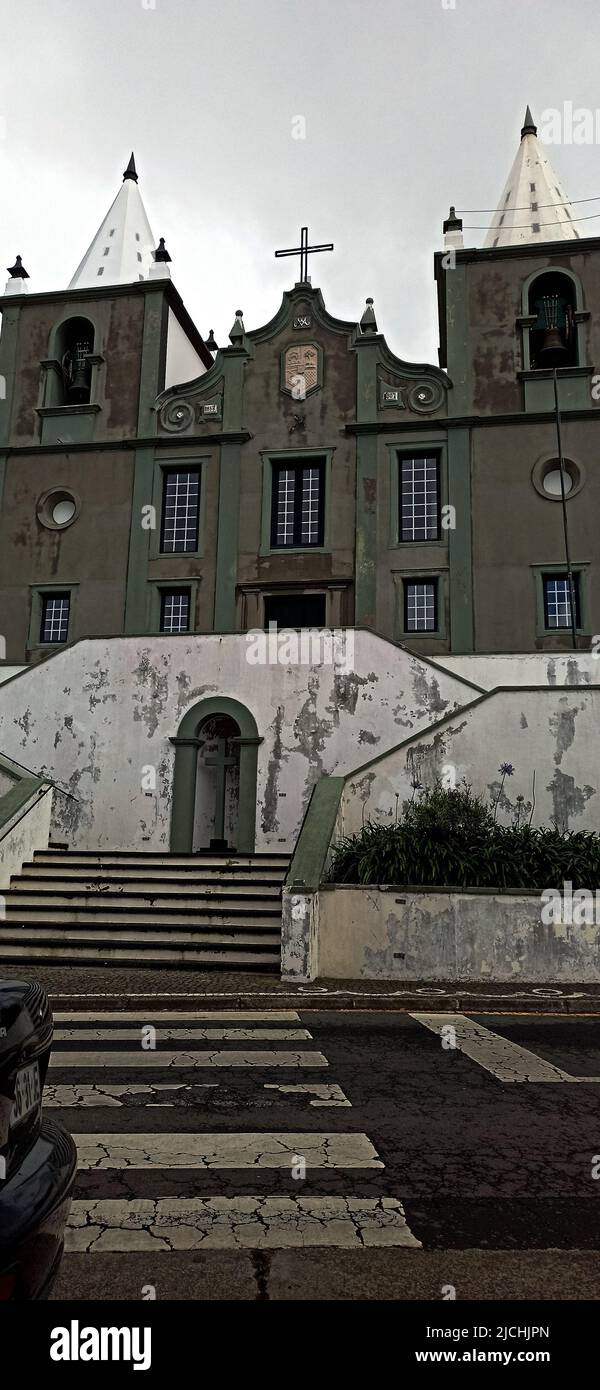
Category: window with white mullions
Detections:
[
  {"x1": 160, "y1": 470, "x2": 200, "y2": 553},
  {"x1": 404, "y1": 579, "x2": 437, "y2": 632},
  {"x1": 40, "y1": 593, "x2": 70, "y2": 643},
  {"x1": 543, "y1": 573, "x2": 580, "y2": 629},
  {"x1": 271, "y1": 460, "x2": 325, "y2": 547},
  {"x1": 160, "y1": 589, "x2": 191, "y2": 634},
  {"x1": 399, "y1": 455, "x2": 440, "y2": 541}
]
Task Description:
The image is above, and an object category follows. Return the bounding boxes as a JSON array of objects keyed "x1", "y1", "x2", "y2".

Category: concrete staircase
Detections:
[{"x1": 0, "y1": 848, "x2": 290, "y2": 970}]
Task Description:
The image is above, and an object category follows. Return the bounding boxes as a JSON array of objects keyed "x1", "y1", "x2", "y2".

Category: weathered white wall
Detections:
[
  {"x1": 0, "y1": 786, "x2": 53, "y2": 890},
  {"x1": 0, "y1": 635, "x2": 474, "y2": 851},
  {"x1": 316, "y1": 886, "x2": 600, "y2": 982},
  {"x1": 338, "y1": 686, "x2": 600, "y2": 838},
  {"x1": 437, "y1": 652, "x2": 600, "y2": 689}
]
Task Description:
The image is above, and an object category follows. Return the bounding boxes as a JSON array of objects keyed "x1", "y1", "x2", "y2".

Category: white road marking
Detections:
[
  {"x1": 52, "y1": 1010, "x2": 301, "y2": 1023},
  {"x1": 410, "y1": 1013, "x2": 600, "y2": 1082},
  {"x1": 54, "y1": 1027, "x2": 311, "y2": 1042},
  {"x1": 66, "y1": 1196, "x2": 421, "y2": 1251},
  {"x1": 264, "y1": 1083, "x2": 351, "y2": 1107},
  {"x1": 43, "y1": 1083, "x2": 218, "y2": 1108},
  {"x1": 74, "y1": 1132, "x2": 384, "y2": 1170},
  {"x1": 49, "y1": 1050, "x2": 328, "y2": 1069}
]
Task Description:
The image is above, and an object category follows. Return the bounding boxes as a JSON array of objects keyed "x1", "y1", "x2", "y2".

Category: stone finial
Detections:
[
  {"x1": 229, "y1": 310, "x2": 245, "y2": 343},
  {"x1": 205, "y1": 329, "x2": 219, "y2": 352},
  {"x1": 521, "y1": 105, "x2": 537, "y2": 139},
  {"x1": 153, "y1": 236, "x2": 172, "y2": 263},
  {"x1": 360, "y1": 297, "x2": 377, "y2": 333},
  {"x1": 5, "y1": 254, "x2": 29, "y2": 294},
  {"x1": 442, "y1": 206, "x2": 464, "y2": 251}
]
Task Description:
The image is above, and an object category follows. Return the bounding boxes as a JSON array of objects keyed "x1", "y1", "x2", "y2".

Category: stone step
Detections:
[
  {"x1": 0, "y1": 941, "x2": 280, "y2": 967},
  {"x1": 3, "y1": 904, "x2": 280, "y2": 926},
  {"x1": 14, "y1": 869, "x2": 284, "y2": 889},
  {"x1": 8, "y1": 882, "x2": 282, "y2": 902},
  {"x1": 32, "y1": 851, "x2": 289, "y2": 868},
  {"x1": 0, "y1": 925, "x2": 279, "y2": 946}
]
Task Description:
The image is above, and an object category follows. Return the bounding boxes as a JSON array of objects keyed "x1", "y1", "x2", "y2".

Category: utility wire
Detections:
[
  {"x1": 458, "y1": 194, "x2": 600, "y2": 213},
  {"x1": 463, "y1": 212, "x2": 600, "y2": 229}
]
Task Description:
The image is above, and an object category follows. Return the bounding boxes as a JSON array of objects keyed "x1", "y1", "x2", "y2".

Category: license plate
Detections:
[{"x1": 10, "y1": 1061, "x2": 41, "y2": 1128}]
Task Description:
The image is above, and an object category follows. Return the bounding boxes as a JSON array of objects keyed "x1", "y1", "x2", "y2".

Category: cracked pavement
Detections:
[{"x1": 49, "y1": 1009, "x2": 600, "y2": 1300}]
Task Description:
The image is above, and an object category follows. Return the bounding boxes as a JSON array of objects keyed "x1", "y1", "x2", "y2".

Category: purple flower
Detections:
[{"x1": 499, "y1": 763, "x2": 514, "y2": 777}]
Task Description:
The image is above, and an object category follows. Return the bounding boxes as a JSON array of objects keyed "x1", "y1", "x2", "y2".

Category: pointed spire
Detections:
[
  {"x1": 521, "y1": 105, "x2": 537, "y2": 138},
  {"x1": 360, "y1": 297, "x2": 377, "y2": 333},
  {"x1": 484, "y1": 107, "x2": 581, "y2": 248},
  {"x1": 5, "y1": 255, "x2": 29, "y2": 294},
  {"x1": 205, "y1": 329, "x2": 219, "y2": 352},
  {"x1": 69, "y1": 154, "x2": 156, "y2": 288},
  {"x1": 123, "y1": 152, "x2": 138, "y2": 182},
  {"x1": 229, "y1": 310, "x2": 245, "y2": 344}
]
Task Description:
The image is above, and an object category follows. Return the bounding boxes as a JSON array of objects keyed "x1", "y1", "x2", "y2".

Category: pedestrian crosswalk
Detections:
[{"x1": 48, "y1": 1009, "x2": 422, "y2": 1251}]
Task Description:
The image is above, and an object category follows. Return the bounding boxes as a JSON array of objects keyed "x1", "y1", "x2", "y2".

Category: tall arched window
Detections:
[
  {"x1": 527, "y1": 272, "x2": 577, "y2": 370},
  {"x1": 54, "y1": 316, "x2": 95, "y2": 404}
]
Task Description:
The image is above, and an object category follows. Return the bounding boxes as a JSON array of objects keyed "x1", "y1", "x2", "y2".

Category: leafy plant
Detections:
[{"x1": 327, "y1": 780, "x2": 600, "y2": 890}]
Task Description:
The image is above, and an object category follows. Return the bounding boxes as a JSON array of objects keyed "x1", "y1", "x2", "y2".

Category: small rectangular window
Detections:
[
  {"x1": 160, "y1": 589, "x2": 191, "y2": 634},
  {"x1": 530, "y1": 183, "x2": 536, "y2": 192},
  {"x1": 531, "y1": 202, "x2": 538, "y2": 211},
  {"x1": 160, "y1": 469, "x2": 200, "y2": 553},
  {"x1": 404, "y1": 579, "x2": 437, "y2": 633},
  {"x1": 271, "y1": 460, "x2": 325, "y2": 548},
  {"x1": 103, "y1": 247, "x2": 110, "y2": 256},
  {"x1": 399, "y1": 456, "x2": 440, "y2": 541},
  {"x1": 96, "y1": 267, "x2": 104, "y2": 276},
  {"x1": 532, "y1": 223, "x2": 540, "y2": 233},
  {"x1": 40, "y1": 593, "x2": 70, "y2": 643},
  {"x1": 543, "y1": 574, "x2": 580, "y2": 629}
]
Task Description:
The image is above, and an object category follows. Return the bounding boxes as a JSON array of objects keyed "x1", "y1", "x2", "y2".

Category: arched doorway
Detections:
[
  {"x1": 170, "y1": 697, "x2": 262, "y2": 853},
  {"x1": 194, "y1": 712, "x2": 241, "y2": 850}
]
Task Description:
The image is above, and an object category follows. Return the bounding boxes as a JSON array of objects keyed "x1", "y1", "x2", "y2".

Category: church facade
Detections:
[{"x1": 1, "y1": 111, "x2": 599, "y2": 670}]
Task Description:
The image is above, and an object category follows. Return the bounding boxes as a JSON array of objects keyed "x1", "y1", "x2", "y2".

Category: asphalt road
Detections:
[{"x1": 49, "y1": 1009, "x2": 600, "y2": 1300}]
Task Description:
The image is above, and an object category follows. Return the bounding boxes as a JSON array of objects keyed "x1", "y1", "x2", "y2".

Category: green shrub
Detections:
[{"x1": 327, "y1": 782, "x2": 600, "y2": 889}]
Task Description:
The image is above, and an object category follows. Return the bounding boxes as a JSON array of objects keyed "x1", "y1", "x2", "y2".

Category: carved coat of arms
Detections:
[{"x1": 283, "y1": 343, "x2": 320, "y2": 396}]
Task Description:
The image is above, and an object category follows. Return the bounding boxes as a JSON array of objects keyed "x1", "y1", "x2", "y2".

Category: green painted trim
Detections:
[
  {"x1": 170, "y1": 695, "x2": 260, "y2": 853},
  {"x1": 259, "y1": 447, "x2": 333, "y2": 556},
  {"x1": 392, "y1": 568, "x2": 448, "y2": 641},
  {"x1": 213, "y1": 442, "x2": 241, "y2": 629},
  {"x1": 354, "y1": 434, "x2": 377, "y2": 626},
  {"x1": 137, "y1": 289, "x2": 167, "y2": 437},
  {"x1": 148, "y1": 455, "x2": 208, "y2": 561},
  {"x1": 0, "y1": 776, "x2": 46, "y2": 834},
  {"x1": 444, "y1": 263, "x2": 469, "y2": 417},
  {"x1": 148, "y1": 579, "x2": 201, "y2": 633},
  {"x1": 285, "y1": 776, "x2": 345, "y2": 891},
  {"x1": 124, "y1": 447, "x2": 155, "y2": 633},
  {"x1": 0, "y1": 302, "x2": 21, "y2": 448},
  {"x1": 447, "y1": 427, "x2": 474, "y2": 652},
  {"x1": 26, "y1": 583, "x2": 79, "y2": 653},
  {"x1": 386, "y1": 439, "x2": 448, "y2": 549},
  {"x1": 531, "y1": 562, "x2": 590, "y2": 637}
]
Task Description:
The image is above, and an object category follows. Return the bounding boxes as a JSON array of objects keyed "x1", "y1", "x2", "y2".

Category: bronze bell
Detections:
[
  {"x1": 63, "y1": 339, "x2": 92, "y2": 402},
  {"x1": 537, "y1": 295, "x2": 570, "y2": 366}
]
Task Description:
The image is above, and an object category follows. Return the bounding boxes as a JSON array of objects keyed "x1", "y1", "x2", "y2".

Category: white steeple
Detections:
[
  {"x1": 484, "y1": 108, "x2": 581, "y2": 249},
  {"x1": 69, "y1": 154, "x2": 156, "y2": 289}
]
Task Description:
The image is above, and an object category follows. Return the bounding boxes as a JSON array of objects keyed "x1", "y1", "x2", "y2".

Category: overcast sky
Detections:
[{"x1": 2, "y1": 0, "x2": 600, "y2": 364}]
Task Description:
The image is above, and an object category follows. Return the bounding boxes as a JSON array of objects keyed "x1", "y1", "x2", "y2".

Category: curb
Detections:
[{"x1": 47, "y1": 987, "x2": 600, "y2": 1014}]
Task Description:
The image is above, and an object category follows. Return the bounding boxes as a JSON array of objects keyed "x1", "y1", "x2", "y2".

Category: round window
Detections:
[
  {"x1": 531, "y1": 457, "x2": 583, "y2": 501},
  {"x1": 36, "y1": 488, "x2": 79, "y2": 531},
  {"x1": 542, "y1": 468, "x2": 573, "y2": 497},
  {"x1": 51, "y1": 498, "x2": 76, "y2": 525}
]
